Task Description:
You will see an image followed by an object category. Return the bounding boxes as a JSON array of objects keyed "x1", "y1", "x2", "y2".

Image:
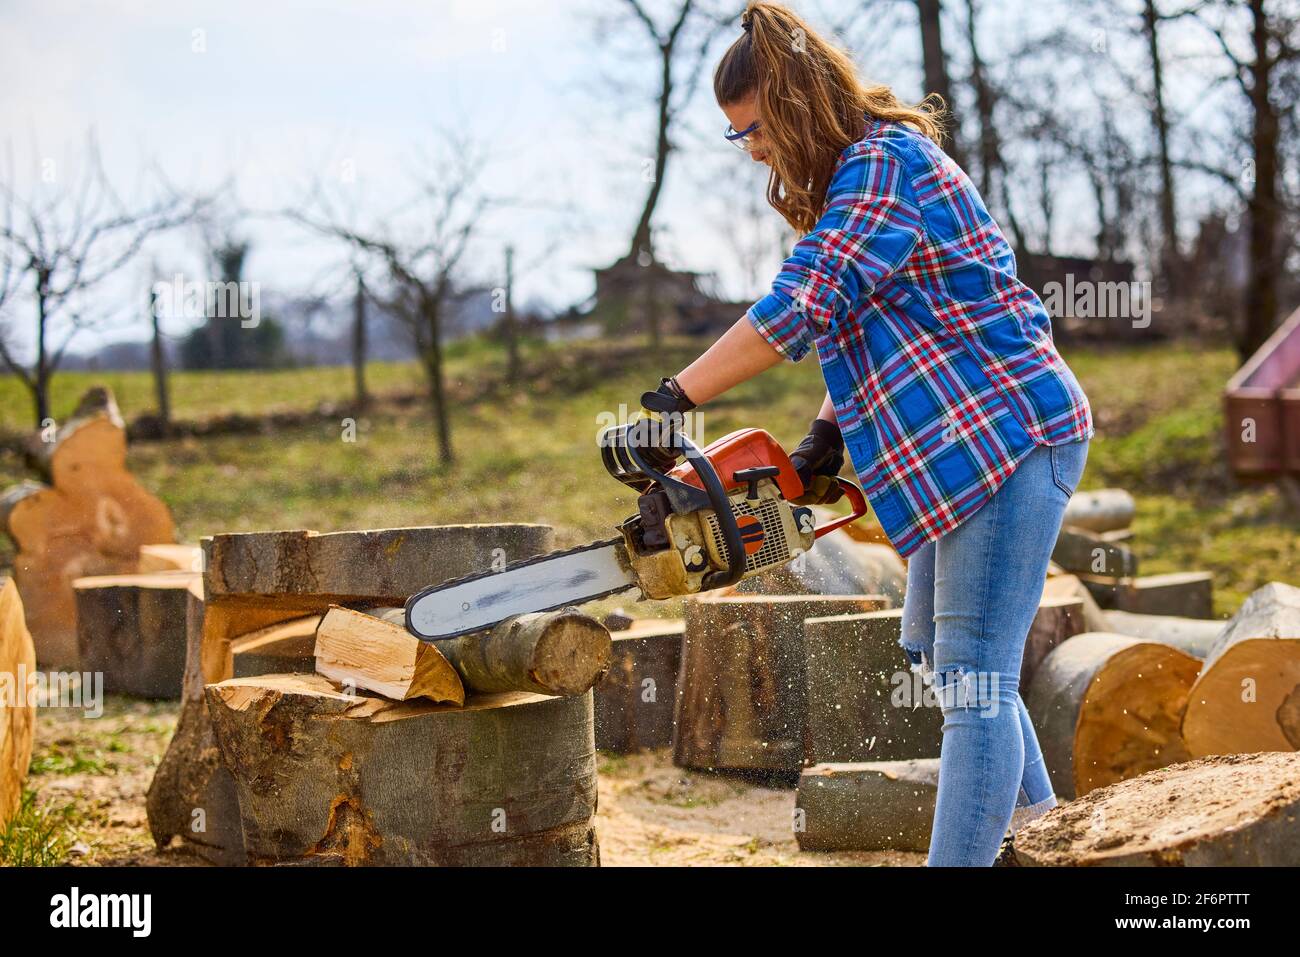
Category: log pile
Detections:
[
  {"x1": 0, "y1": 578, "x2": 37, "y2": 829},
  {"x1": 0, "y1": 387, "x2": 176, "y2": 665}
]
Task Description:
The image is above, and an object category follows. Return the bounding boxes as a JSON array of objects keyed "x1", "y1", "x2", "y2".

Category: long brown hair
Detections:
[{"x1": 714, "y1": 1, "x2": 946, "y2": 234}]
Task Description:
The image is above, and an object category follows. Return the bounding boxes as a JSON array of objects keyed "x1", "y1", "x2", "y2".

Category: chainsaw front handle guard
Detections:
[{"x1": 813, "y1": 478, "x2": 870, "y2": 539}]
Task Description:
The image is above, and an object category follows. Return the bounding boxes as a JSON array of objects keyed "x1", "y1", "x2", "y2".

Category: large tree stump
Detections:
[
  {"x1": 592, "y1": 618, "x2": 683, "y2": 752},
  {"x1": 0, "y1": 577, "x2": 37, "y2": 828},
  {"x1": 803, "y1": 609, "x2": 942, "y2": 764},
  {"x1": 0, "y1": 388, "x2": 175, "y2": 665},
  {"x1": 1101, "y1": 609, "x2": 1223, "y2": 659},
  {"x1": 1182, "y1": 582, "x2": 1300, "y2": 755},
  {"x1": 1062, "y1": 488, "x2": 1136, "y2": 534},
  {"x1": 1013, "y1": 752, "x2": 1300, "y2": 866},
  {"x1": 372, "y1": 606, "x2": 611, "y2": 697},
  {"x1": 148, "y1": 523, "x2": 554, "y2": 865},
  {"x1": 206, "y1": 673, "x2": 599, "y2": 866},
  {"x1": 675, "y1": 594, "x2": 885, "y2": 775},
  {"x1": 796, "y1": 759, "x2": 939, "y2": 853},
  {"x1": 1026, "y1": 633, "x2": 1201, "y2": 799},
  {"x1": 734, "y1": 531, "x2": 906, "y2": 606},
  {"x1": 73, "y1": 571, "x2": 199, "y2": 699}
]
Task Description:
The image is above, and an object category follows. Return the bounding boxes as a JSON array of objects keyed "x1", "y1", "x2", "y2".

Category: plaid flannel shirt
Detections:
[{"x1": 747, "y1": 119, "x2": 1093, "y2": 557}]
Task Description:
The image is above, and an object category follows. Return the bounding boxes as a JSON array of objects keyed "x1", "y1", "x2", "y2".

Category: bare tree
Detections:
[
  {"x1": 0, "y1": 135, "x2": 200, "y2": 427},
  {"x1": 916, "y1": 0, "x2": 967, "y2": 167}
]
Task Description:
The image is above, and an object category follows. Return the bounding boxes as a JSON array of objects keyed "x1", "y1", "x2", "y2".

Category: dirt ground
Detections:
[{"x1": 25, "y1": 693, "x2": 921, "y2": 867}]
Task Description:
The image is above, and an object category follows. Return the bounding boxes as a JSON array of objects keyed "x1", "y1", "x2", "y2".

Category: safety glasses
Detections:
[{"x1": 724, "y1": 120, "x2": 761, "y2": 151}]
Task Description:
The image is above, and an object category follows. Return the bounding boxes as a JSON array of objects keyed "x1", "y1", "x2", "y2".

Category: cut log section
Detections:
[
  {"x1": 315, "y1": 606, "x2": 464, "y2": 704},
  {"x1": 206, "y1": 673, "x2": 599, "y2": 866},
  {"x1": 1025, "y1": 632, "x2": 1201, "y2": 799},
  {"x1": 1013, "y1": 752, "x2": 1300, "y2": 866},
  {"x1": 1182, "y1": 582, "x2": 1300, "y2": 755},
  {"x1": 796, "y1": 759, "x2": 939, "y2": 853},
  {"x1": 137, "y1": 543, "x2": 203, "y2": 574},
  {"x1": 372, "y1": 606, "x2": 611, "y2": 697},
  {"x1": 1114, "y1": 572, "x2": 1214, "y2": 619},
  {"x1": 1101, "y1": 609, "x2": 1223, "y2": 659},
  {"x1": 675, "y1": 594, "x2": 886, "y2": 775},
  {"x1": 0, "y1": 387, "x2": 175, "y2": 665},
  {"x1": 73, "y1": 571, "x2": 199, "y2": 699},
  {"x1": 147, "y1": 523, "x2": 554, "y2": 865},
  {"x1": 1041, "y1": 573, "x2": 1108, "y2": 632},
  {"x1": 0, "y1": 577, "x2": 37, "y2": 828},
  {"x1": 593, "y1": 619, "x2": 684, "y2": 752},
  {"x1": 1062, "y1": 488, "x2": 1136, "y2": 534},
  {"x1": 803, "y1": 609, "x2": 942, "y2": 764},
  {"x1": 1051, "y1": 526, "x2": 1138, "y2": 579},
  {"x1": 231, "y1": 615, "x2": 321, "y2": 677},
  {"x1": 735, "y1": 529, "x2": 906, "y2": 606},
  {"x1": 1022, "y1": 596, "x2": 1088, "y2": 690}
]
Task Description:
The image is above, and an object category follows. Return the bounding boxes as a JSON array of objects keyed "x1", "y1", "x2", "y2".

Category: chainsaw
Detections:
[{"x1": 404, "y1": 422, "x2": 869, "y2": 642}]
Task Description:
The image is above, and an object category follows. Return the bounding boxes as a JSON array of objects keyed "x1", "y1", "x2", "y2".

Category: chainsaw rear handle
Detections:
[{"x1": 813, "y1": 477, "x2": 870, "y2": 539}]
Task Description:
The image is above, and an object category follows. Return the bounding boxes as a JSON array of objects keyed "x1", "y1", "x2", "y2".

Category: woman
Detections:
[{"x1": 635, "y1": 1, "x2": 1093, "y2": 867}]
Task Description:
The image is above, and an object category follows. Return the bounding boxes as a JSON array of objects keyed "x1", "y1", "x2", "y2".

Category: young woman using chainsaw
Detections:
[{"x1": 633, "y1": 1, "x2": 1093, "y2": 867}]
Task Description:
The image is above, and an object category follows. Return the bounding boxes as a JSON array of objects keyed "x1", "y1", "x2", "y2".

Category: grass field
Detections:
[{"x1": 1, "y1": 336, "x2": 1296, "y2": 615}]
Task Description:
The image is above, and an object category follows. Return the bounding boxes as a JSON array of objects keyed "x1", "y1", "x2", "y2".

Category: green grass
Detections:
[
  {"x1": 0, "y1": 335, "x2": 1294, "y2": 616},
  {"x1": 0, "y1": 790, "x2": 74, "y2": 866}
]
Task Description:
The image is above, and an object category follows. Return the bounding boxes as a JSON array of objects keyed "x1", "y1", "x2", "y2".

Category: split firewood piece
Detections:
[
  {"x1": 0, "y1": 577, "x2": 37, "y2": 829},
  {"x1": 803, "y1": 609, "x2": 942, "y2": 764},
  {"x1": 205, "y1": 673, "x2": 599, "y2": 866},
  {"x1": 1026, "y1": 632, "x2": 1201, "y2": 799},
  {"x1": 231, "y1": 615, "x2": 321, "y2": 677},
  {"x1": 1061, "y1": 488, "x2": 1136, "y2": 534},
  {"x1": 72, "y1": 571, "x2": 200, "y2": 699},
  {"x1": 137, "y1": 543, "x2": 203, "y2": 574},
  {"x1": 1102, "y1": 610, "x2": 1223, "y2": 659},
  {"x1": 676, "y1": 594, "x2": 886, "y2": 775},
  {"x1": 1041, "y1": 573, "x2": 1108, "y2": 632},
  {"x1": 1013, "y1": 752, "x2": 1300, "y2": 866},
  {"x1": 796, "y1": 759, "x2": 939, "y2": 853},
  {"x1": 0, "y1": 387, "x2": 175, "y2": 665},
  {"x1": 315, "y1": 606, "x2": 464, "y2": 704},
  {"x1": 1112, "y1": 572, "x2": 1214, "y2": 619},
  {"x1": 1051, "y1": 526, "x2": 1138, "y2": 579},
  {"x1": 739, "y1": 525, "x2": 906, "y2": 606},
  {"x1": 592, "y1": 618, "x2": 684, "y2": 752},
  {"x1": 372, "y1": 606, "x2": 611, "y2": 698},
  {"x1": 1182, "y1": 582, "x2": 1300, "y2": 755}
]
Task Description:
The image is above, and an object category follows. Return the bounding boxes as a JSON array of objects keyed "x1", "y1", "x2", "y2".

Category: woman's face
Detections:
[{"x1": 722, "y1": 97, "x2": 769, "y2": 165}]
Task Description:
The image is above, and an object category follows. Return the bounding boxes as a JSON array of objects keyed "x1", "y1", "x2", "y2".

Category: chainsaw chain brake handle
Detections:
[
  {"x1": 599, "y1": 424, "x2": 747, "y2": 591},
  {"x1": 813, "y1": 477, "x2": 870, "y2": 539}
]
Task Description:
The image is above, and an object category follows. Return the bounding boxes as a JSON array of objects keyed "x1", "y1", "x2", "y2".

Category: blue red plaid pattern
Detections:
[{"x1": 747, "y1": 119, "x2": 1093, "y2": 557}]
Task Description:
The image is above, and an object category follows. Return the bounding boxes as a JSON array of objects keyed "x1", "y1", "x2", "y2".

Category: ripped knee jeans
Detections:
[{"x1": 899, "y1": 438, "x2": 1088, "y2": 866}]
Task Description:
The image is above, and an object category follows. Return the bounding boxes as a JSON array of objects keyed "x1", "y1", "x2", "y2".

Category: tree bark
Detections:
[
  {"x1": 916, "y1": 0, "x2": 965, "y2": 168},
  {"x1": 796, "y1": 759, "x2": 939, "y2": 853},
  {"x1": 352, "y1": 272, "x2": 369, "y2": 410}
]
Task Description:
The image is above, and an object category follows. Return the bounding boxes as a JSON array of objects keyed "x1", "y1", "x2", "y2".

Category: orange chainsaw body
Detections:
[{"x1": 667, "y1": 428, "x2": 805, "y2": 502}]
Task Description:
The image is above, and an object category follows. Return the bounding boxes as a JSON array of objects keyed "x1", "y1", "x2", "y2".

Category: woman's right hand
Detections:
[{"x1": 789, "y1": 418, "x2": 846, "y2": 505}]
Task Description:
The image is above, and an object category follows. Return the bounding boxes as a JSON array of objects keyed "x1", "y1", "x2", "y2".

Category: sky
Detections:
[{"x1": 0, "y1": 0, "x2": 1233, "y2": 362}]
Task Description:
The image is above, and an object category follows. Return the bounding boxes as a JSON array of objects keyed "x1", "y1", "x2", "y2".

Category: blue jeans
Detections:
[{"x1": 899, "y1": 438, "x2": 1089, "y2": 866}]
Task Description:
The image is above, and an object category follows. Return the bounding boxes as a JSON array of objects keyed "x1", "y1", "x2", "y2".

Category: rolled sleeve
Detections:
[{"x1": 746, "y1": 143, "x2": 925, "y2": 361}]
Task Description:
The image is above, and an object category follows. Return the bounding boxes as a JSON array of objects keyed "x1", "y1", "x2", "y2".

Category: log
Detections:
[
  {"x1": 795, "y1": 759, "x2": 939, "y2": 853},
  {"x1": 372, "y1": 606, "x2": 611, "y2": 697},
  {"x1": 1113, "y1": 571, "x2": 1214, "y2": 619},
  {"x1": 1051, "y1": 526, "x2": 1138, "y2": 579},
  {"x1": 592, "y1": 619, "x2": 684, "y2": 752},
  {"x1": 1181, "y1": 582, "x2": 1300, "y2": 755},
  {"x1": 1101, "y1": 609, "x2": 1222, "y2": 659},
  {"x1": 147, "y1": 523, "x2": 554, "y2": 864},
  {"x1": 1, "y1": 387, "x2": 175, "y2": 665},
  {"x1": 1025, "y1": 632, "x2": 1201, "y2": 799},
  {"x1": 137, "y1": 543, "x2": 203, "y2": 574},
  {"x1": 231, "y1": 615, "x2": 321, "y2": 677},
  {"x1": 1061, "y1": 488, "x2": 1136, "y2": 534},
  {"x1": 1041, "y1": 573, "x2": 1109, "y2": 631},
  {"x1": 0, "y1": 577, "x2": 37, "y2": 828},
  {"x1": 72, "y1": 571, "x2": 199, "y2": 699},
  {"x1": 315, "y1": 606, "x2": 464, "y2": 703},
  {"x1": 206, "y1": 673, "x2": 599, "y2": 866},
  {"x1": 1013, "y1": 752, "x2": 1300, "y2": 866},
  {"x1": 734, "y1": 530, "x2": 906, "y2": 606},
  {"x1": 803, "y1": 609, "x2": 942, "y2": 764},
  {"x1": 675, "y1": 594, "x2": 886, "y2": 775},
  {"x1": 1022, "y1": 596, "x2": 1088, "y2": 690}
]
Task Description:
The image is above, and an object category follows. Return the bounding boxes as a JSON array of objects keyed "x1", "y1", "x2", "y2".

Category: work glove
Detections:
[
  {"x1": 628, "y1": 376, "x2": 696, "y2": 473},
  {"x1": 789, "y1": 418, "x2": 846, "y2": 505}
]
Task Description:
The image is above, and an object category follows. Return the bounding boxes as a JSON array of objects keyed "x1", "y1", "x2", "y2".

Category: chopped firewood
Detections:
[
  {"x1": 1101, "y1": 610, "x2": 1222, "y2": 659},
  {"x1": 1182, "y1": 582, "x2": 1300, "y2": 755},
  {"x1": 72, "y1": 571, "x2": 200, "y2": 698},
  {"x1": 1061, "y1": 488, "x2": 1136, "y2": 534},
  {"x1": 0, "y1": 387, "x2": 175, "y2": 665},
  {"x1": 314, "y1": 606, "x2": 464, "y2": 704},
  {"x1": 593, "y1": 618, "x2": 683, "y2": 752},
  {"x1": 1013, "y1": 752, "x2": 1300, "y2": 866},
  {"x1": 0, "y1": 577, "x2": 37, "y2": 828},
  {"x1": 796, "y1": 759, "x2": 939, "y2": 853},
  {"x1": 1026, "y1": 632, "x2": 1201, "y2": 799},
  {"x1": 205, "y1": 673, "x2": 599, "y2": 866}
]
